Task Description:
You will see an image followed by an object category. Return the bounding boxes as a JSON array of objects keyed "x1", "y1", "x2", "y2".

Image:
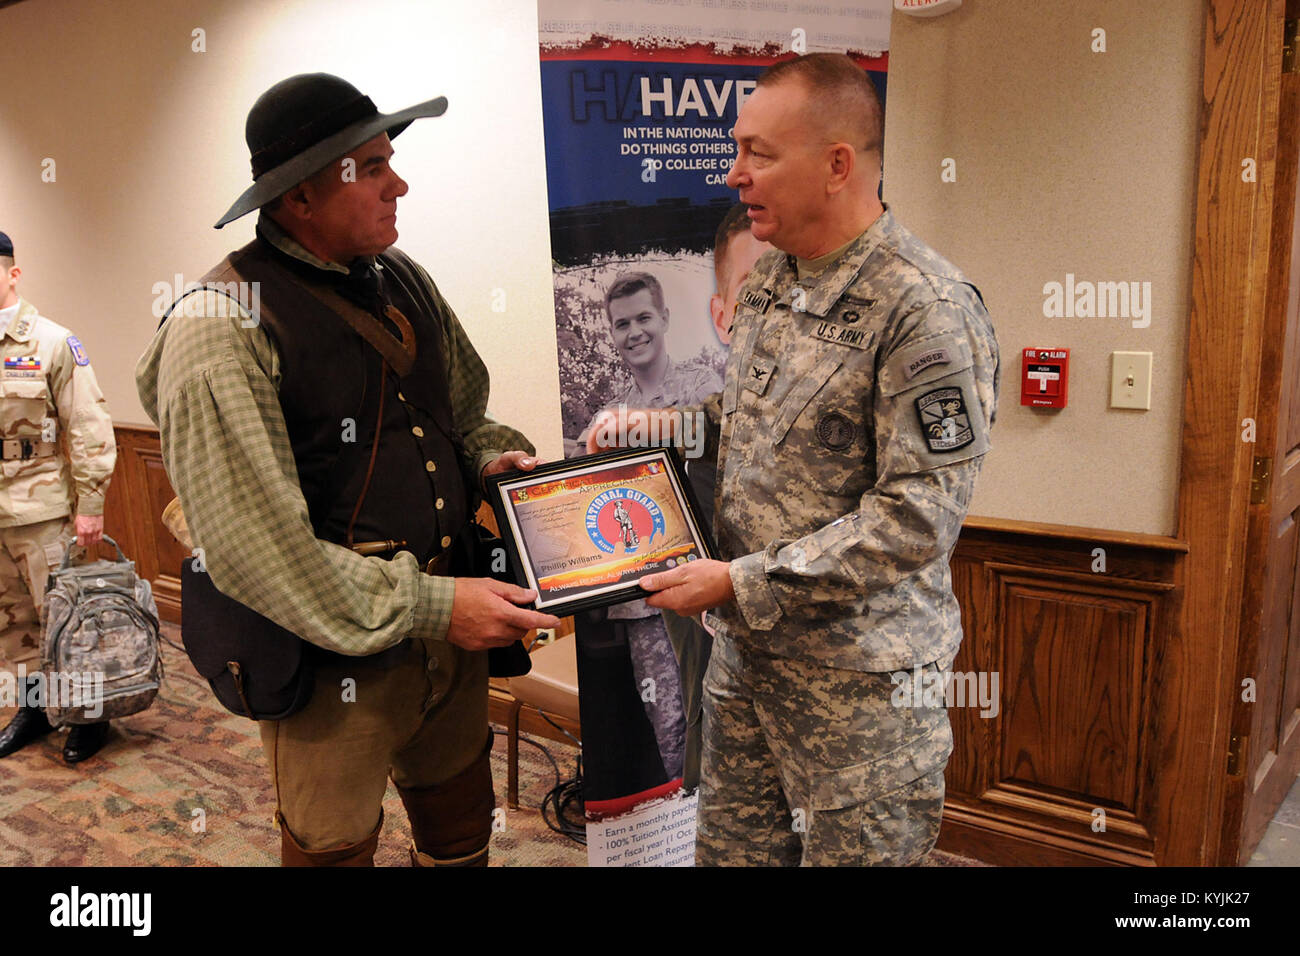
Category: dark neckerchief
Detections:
[{"x1": 254, "y1": 225, "x2": 395, "y2": 330}]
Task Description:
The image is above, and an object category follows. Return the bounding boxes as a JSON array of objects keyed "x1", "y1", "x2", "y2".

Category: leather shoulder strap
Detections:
[{"x1": 225, "y1": 247, "x2": 418, "y2": 377}]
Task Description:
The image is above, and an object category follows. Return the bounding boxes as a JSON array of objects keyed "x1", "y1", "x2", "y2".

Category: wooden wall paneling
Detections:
[
  {"x1": 938, "y1": 524, "x2": 1180, "y2": 866},
  {"x1": 102, "y1": 425, "x2": 181, "y2": 623},
  {"x1": 944, "y1": 548, "x2": 991, "y2": 801},
  {"x1": 123, "y1": 428, "x2": 154, "y2": 576},
  {"x1": 997, "y1": 577, "x2": 1148, "y2": 807},
  {"x1": 99, "y1": 446, "x2": 133, "y2": 565},
  {"x1": 138, "y1": 441, "x2": 184, "y2": 619}
]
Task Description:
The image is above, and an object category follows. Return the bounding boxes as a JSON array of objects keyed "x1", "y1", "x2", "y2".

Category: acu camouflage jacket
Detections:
[{"x1": 697, "y1": 207, "x2": 1000, "y2": 672}]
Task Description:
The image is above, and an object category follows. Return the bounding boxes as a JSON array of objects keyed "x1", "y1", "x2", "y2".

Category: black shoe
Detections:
[
  {"x1": 63, "y1": 721, "x2": 109, "y2": 764},
  {"x1": 0, "y1": 705, "x2": 53, "y2": 758}
]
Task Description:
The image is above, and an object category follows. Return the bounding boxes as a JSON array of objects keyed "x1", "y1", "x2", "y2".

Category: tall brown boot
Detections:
[
  {"x1": 278, "y1": 810, "x2": 383, "y2": 867},
  {"x1": 398, "y1": 734, "x2": 494, "y2": 867}
]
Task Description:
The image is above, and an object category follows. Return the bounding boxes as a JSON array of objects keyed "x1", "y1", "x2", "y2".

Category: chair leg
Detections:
[{"x1": 507, "y1": 698, "x2": 522, "y2": 810}]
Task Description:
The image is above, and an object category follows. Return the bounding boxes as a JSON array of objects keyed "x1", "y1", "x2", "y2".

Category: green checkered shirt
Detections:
[{"x1": 135, "y1": 216, "x2": 532, "y2": 655}]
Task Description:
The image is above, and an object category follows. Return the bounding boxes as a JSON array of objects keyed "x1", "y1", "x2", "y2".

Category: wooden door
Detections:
[{"x1": 1230, "y1": 3, "x2": 1300, "y2": 861}]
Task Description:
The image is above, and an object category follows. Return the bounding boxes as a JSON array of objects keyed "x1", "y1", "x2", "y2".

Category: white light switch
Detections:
[{"x1": 1110, "y1": 351, "x2": 1152, "y2": 410}]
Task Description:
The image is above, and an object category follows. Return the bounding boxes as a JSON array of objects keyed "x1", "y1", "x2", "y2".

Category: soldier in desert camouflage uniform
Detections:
[
  {"x1": 0, "y1": 231, "x2": 117, "y2": 763},
  {"x1": 596, "y1": 55, "x2": 999, "y2": 865}
]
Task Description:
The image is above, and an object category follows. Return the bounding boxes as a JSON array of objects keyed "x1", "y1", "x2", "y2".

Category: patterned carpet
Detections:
[
  {"x1": 0, "y1": 627, "x2": 586, "y2": 866},
  {"x1": 0, "y1": 625, "x2": 984, "y2": 867}
]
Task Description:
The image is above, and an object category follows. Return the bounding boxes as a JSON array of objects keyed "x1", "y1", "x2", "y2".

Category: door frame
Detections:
[{"x1": 1178, "y1": 0, "x2": 1292, "y2": 866}]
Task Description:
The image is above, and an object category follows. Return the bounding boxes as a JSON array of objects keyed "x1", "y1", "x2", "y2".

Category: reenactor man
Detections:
[
  {"x1": 137, "y1": 74, "x2": 557, "y2": 866},
  {"x1": 593, "y1": 54, "x2": 1000, "y2": 865},
  {"x1": 0, "y1": 230, "x2": 117, "y2": 763}
]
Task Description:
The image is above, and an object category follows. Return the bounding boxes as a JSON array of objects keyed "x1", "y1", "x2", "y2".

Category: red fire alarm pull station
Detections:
[{"x1": 1021, "y1": 348, "x2": 1069, "y2": 408}]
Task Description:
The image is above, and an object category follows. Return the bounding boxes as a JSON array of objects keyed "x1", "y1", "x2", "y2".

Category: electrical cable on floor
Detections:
[
  {"x1": 492, "y1": 725, "x2": 586, "y2": 844},
  {"x1": 538, "y1": 709, "x2": 582, "y2": 749},
  {"x1": 534, "y1": 711, "x2": 586, "y2": 843}
]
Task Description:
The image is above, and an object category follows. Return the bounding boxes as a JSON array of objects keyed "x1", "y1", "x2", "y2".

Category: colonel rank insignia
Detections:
[{"x1": 915, "y1": 386, "x2": 975, "y2": 452}]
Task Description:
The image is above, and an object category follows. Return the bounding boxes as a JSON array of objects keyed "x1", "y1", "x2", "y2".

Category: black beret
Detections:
[{"x1": 0, "y1": 232, "x2": 11, "y2": 258}]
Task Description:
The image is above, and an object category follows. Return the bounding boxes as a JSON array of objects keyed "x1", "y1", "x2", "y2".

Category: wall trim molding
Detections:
[{"x1": 963, "y1": 516, "x2": 1189, "y2": 552}]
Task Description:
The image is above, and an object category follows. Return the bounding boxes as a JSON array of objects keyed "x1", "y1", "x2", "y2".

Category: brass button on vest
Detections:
[
  {"x1": 412, "y1": 426, "x2": 424, "y2": 437},
  {"x1": 441, "y1": 535, "x2": 452, "y2": 548},
  {"x1": 436, "y1": 498, "x2": 444, "y2": 510},
  {"x1": 425, "y1": 460, "x2": 436, "y2": 472}
]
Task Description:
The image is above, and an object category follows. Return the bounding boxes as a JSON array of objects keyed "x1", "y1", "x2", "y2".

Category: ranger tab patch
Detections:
[
  {"x1": 904, "y1": 347, "x2": 951, "y2": 380},
  {"x1": 67, "y1": 336, "x2": 89, "y2": 366},
  {"x1": 915, "y1": 387, "x2": 975, "y2": 453}
]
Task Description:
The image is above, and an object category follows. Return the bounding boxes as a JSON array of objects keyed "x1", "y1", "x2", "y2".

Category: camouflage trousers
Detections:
[
  {"x1": 622, "y1": 615, "x2": 686, "y2": 782},
  {"x1": 0, "y1": 515, "x2": 72, "y2": 669},
  {"x1": 696, "y1": 633, "x2": 954, "y2": 866},
  {"x1": 661, "y1": 607, "x2": 713, "y2": 791}
]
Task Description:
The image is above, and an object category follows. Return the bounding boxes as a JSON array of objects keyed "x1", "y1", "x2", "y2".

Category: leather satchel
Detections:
[
  {"x1": 163, "y1": 496, "x2": 314, "y2": 719},
  {"x1": 179, "y1": 556, "x2": 314, "y2": 720}
]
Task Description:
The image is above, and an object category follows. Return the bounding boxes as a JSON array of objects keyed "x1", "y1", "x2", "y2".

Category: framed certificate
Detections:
[{"x1": 485, "y1": 447, "x2": 717, "y2": 617}]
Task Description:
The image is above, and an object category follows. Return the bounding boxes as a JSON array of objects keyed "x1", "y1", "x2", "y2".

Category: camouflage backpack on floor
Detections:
[{"x1": 40, "y1": 535, "x2": 162, "y2": 726}]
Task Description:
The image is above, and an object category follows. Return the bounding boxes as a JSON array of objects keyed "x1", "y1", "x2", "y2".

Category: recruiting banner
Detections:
[{"x1": 536, "y1": 0, "x2": 891, "y2": 866}]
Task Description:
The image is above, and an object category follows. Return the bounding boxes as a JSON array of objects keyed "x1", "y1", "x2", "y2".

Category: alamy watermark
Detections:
[
  {"x1": 151, "y1": 273, "x2": 261, "y2": 327},
  {"x1": 49, "y1": 886, "x2": 150, "y2": 936},
  {"x1": 0, "y1": 664, "x2": 104, "y2": 719},
  {"x1": 1041, "y1": 273, "x2": 1151, "y2": 329},
  {"x1": 890, "y1": 666, "x2": 1000, "y2": 718},
  {"x1": 592, "y1": 404, "x2": 706, "y2": 459}
]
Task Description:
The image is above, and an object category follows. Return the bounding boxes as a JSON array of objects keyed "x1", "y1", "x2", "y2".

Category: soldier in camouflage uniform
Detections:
[
  {"x1": 0, "y1": 231, "x2": 117, "y2": 763},
  {"x1": 601, "y1": 55, "x2": 1000, "y2": 865}
]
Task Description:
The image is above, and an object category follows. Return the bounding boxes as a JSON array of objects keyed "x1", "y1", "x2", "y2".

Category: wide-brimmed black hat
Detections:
[{"x1": 215, "y1": 73, "x2": 447, "y2": 228}]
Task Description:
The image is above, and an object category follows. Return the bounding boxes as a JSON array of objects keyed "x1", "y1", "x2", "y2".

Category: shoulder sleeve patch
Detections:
[
  {"x1": 914, "y1": 386, "x2": 976, "y2": 453},
  {"x1": 67, "y1": 335, "x2": 89, "y2": 367}
]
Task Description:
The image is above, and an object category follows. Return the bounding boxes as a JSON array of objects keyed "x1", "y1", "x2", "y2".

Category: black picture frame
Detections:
[{"x1": 485, "y1": 446, "x2": 718, "y2": 617}]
